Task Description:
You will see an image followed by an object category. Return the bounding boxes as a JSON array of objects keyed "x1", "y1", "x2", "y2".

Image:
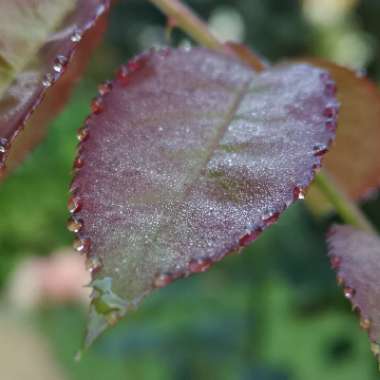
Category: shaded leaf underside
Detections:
[
  {"x1": 69, "y1": 48, "x2": 337, "y2": 345},
  {"x1": 0, "y1": 0, "x2": 110, "y2": 176},
  {"x1": 327, "y1": 225, "x2": 380, "y2": 363}
]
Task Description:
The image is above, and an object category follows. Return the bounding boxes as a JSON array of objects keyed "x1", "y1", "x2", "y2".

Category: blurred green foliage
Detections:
[{"x1": 1, "y1": 0, "x2": 380, "y2": 379}]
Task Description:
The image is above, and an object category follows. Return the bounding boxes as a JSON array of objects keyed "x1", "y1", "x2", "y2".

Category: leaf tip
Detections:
[{"x1": 83, "y1": 277, "x2": 137, "y2": 350}]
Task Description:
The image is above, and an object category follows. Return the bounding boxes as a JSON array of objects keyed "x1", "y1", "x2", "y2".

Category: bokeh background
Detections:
[{"x1": 0, "y1": 0, "x2": 380, "y2": 379}]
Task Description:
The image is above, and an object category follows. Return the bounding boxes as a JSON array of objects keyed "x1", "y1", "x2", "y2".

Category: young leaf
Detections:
[
  {"x1": 327, "y1": 225, "x2": 380, "y2": 365},
  {"x1": 69, "y1": 48, "x2": 337, "y2": 347},
  {"x1": 0, "y1": 0, "x2": 110, "y2": 178},
  {"x1": 303, "y1": 60, "x2": 380, "y2": 212}
]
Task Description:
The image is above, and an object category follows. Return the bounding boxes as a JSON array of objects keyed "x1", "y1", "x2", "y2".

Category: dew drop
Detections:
[
  {"x1": 262, "y1": 212, "x2": 280, "y2": 226},
  {"x1": 73, "y1": 237, "x2": 91, "y2": 253},
  {"x1": 56, "y1": 54, "x2": 68, "y2": 65},
  {"x1": 117, "y1": 65, "x2": 128, "y2": 80},
  {"x1": 0, "y1": 137, "x2": 8, "y2": 154},
  {"x1": 68, "y1": 195, "x2": 81, "y2": 214},
  {"x1": 127, "y1": 54, "x2": 148, "y2": 72},
  {"x1": 313, "y1": 143, "x2": 328, "y2": 156},
  {"x1": 371, "y1": 342, "x2": 380, "y2": 357},
  {"x1": 71, "y1": 30, "x2": 82, "y2": 42},
  {"x1": 360, "y1": 318, "x2": 371, "y2": 330},
  {"x1": 98, "y1": 80, "x2": 112, "y2": 96},
  {"x1": 91, "y1": 96, "x2": 103, "y2": 114},
  {"x1": 127, "y1": 60, "x2": 141, "y2": 72},
  {"x1": 67, "y1": 217, "x2": 83, "y2": 233},
  {"x1": 53, "y1": 56, "x2": 66, "y2": 73},
  {"x1": 344, "y1": 286, "x2": 355, "y2": 299},
  {"x1": 351, "y1": 303, "x2": 359, "y2": 312},
  {"x1": 323, "y1": 104, "x2": 338, "y2": 118},
  {"x1": 77, "y1": 126, "x2": 89, "y2": 142},
  {"x1": 86, "y1": 256, "x2": 103, "y2": 273},
  {"x1": 189, "y1": 258, "x2": 212, "y2": 273},
  {"x1": 154, "y1": 273, "x2": 172, "y2": 288},
  {"x1": 42, "y1": 73, "x2": 53, "y2": 87},
  {"x1": 239, "y1": 229, "x2": 262, "y2": 247},
  {"x1": 293, "y1": 186, "x2": 305, "y2": 201},
  {"x1": 54, "y1": 64, "x2": 63, "y2": 74},
  {"x1": 73, "y1": 156, "x2": 84, "y2": 170}
]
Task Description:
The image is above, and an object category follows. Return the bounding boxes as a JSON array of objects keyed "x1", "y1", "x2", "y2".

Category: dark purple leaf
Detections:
[
  {"x1": 69, "y1": 48, "x2": 337, "y2": 346},
  {"x1": 328, "y1": 225, "x2": 380, "y2": 365},
  {"x1": 0, "y1": 0, "x2": 110, "y2": 178}
]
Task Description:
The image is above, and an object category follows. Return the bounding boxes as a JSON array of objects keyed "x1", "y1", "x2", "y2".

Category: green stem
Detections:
[
  {"x1": 314, "y1": 171, "x2": 376, "y2": 233},
  {"x1": 149, "y1": 0, "x2": 224, "y2": 51},
  {"x1": 149, "y1": 0, "x2": 376, "y2": 233}
]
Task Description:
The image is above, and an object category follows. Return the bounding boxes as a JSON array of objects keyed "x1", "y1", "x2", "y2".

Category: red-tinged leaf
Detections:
[
  {"x1": 302, "y1": 59, "x2": 380, "y2": 212},
  {"x1": 69, "y1": 48, "x2": 337, "y2": 347},
  {"x1": 327, "y1": 225, "x2": 380, "y2": 365},
  {"x1": 0, "y1": 0, "x2": 110, "y2": 178}
]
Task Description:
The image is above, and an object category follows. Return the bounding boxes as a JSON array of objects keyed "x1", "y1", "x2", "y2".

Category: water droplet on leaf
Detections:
[
  {"x1": 360, "y1": 318, "x2": 371, "y2": 330},
  {"x1": 71, "y1": 30, "x2": 82, "y2": 42},
  {"x1": 86, "y1": 256, "x2": 103, "y2": 273},
  {"x1": 344, "y1": 286, "x2": 355, "y2": 299},
  {"x1": 98, "y1": 81, "x2": 112, "y2": 96},
  {"x1": 0, "y1": 138, "x2": 8, "y2": 154},
  {"x1": 74, "y1": 156, "x2": 84, "y2": 170},
  {"x1": 313, "y1": 143, "x2": 328, "y2": 156},
  {"x1": 189, "y1": 259, "x2": 212, "y2": 273},
  {"x1": 68, "y1": 195, "x2": 82, "y2": 214},
  {"x1": 73, "y1": 237, "x2": 91, "y2": 253},
  {"x1": 42, "y1": 73, "x2": 53, "y2": 87},
  {"x1": 77, "y1": 127, "x2": 89, "y2": 142},
  {"x1": 91, "y1": 97, "x2": 103, "y2": 114},
  {"x1": 154, "y1": 274, "x2": 172, "y2": 288},
  {"x1": 293, "y1": 186, "x2": 305, "y2": 200},
  {"x1": 239, "y1": 229, "x2": 262, "y2": 247},
  {"x1": 262, "y1": 212, "x2": 279, "y2": 226},
  {"x1": 67, "y1": 217, "x2": 83, "y2": 233}
]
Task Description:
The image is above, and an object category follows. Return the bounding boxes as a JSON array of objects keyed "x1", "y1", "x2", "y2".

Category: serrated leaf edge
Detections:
[{"x1": 69, "y1": 47, "x2": 339, "y2": 347}]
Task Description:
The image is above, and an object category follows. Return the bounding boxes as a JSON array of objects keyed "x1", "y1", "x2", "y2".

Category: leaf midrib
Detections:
[{"x1": 142, "y1": 75, "x2": 254, "y2": 256}]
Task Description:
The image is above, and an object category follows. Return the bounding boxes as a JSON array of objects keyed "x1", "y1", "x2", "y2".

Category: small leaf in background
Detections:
[
  {"x1": 69, "y1": 47, "x2": 337, "y2": 346},
  {"x1": 303, "y1": 59, "x2": 380, "y2": 213},
  {"x1": 327, "y1": 225, "x2": 380, "y2": 365},
  {"x1": 0, "y1": 0, "x2": 110, "y2": 179}
]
